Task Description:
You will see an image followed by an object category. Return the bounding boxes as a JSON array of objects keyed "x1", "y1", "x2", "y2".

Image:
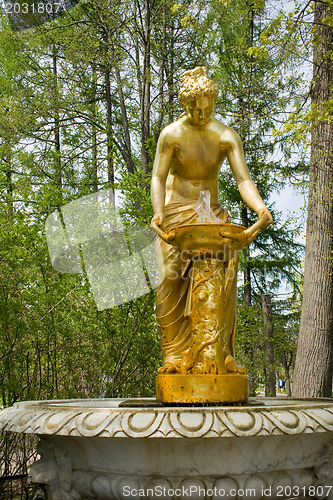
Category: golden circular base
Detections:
[{"x1": 156, "y1": 373, "x2": 249, "y2": 404}]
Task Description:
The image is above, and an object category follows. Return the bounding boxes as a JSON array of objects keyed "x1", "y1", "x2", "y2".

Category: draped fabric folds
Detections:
[{"x1": 154, "y1": 201, "x2": 237, "y2": 372}]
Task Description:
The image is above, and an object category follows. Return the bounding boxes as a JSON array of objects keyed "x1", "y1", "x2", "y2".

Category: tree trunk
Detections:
[
  {"x1": 114, "y1": 64, "x2": 136, "y2": 174},
  {"x1": 105, "y1": 67, "x2": 115, "y2": 205},
  {"x1": 52, "y1": 50, "x2": 62, "y2": 201},
  {"x1": 262, "y1": 293, "x2": 276, "y2": 397},
  {"x1": 167, "y1": 18, "x2": 175, "y2": 124},
  {"x1": 5, "y1": 160, "x2": 14, "y2": 218},
  {"x1": 241, "y1": 205, "x2": 257, "y2": 394},
  {"x1": 293, "y1": 2, "x2": 333, "y2": 398},
  {"x1": 281, "y1": 352, "x2": 292, "y2": 397},
  {"x1": 155, "y1": 7, "x2": 166, "y2": 143},
  {"x1": 91, "y1": 65, "x2": 98, "y2": 192},
  {"x1": 141, "y1": 0, "x2": 151, "y2": 172}
]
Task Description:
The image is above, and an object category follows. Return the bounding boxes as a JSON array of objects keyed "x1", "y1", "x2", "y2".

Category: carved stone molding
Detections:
[
  {"x1": 1, "y1": 398, "x2": 333, "y2": 439},
  {"x1": 29, "y1": 439, "x2": 333, "y2": 500},
  {"x1": 1, "y1": 398, "x2": 333, "y2": 500},
  {"x1": 34, "y1": 468, "x2": 332, "y2": 500}
]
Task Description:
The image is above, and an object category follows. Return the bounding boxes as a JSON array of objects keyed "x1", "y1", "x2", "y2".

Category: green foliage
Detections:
[
  {"x1": 257, "y1": 1, "x2": 333, "y2": 148},
  {"x1": 234, "y1": 294, "x2": 300, "y2": 396},
  {"x1": 0, "y1": 0, "x2": 306, "y2": 408},
  {"x1": 234, "y1": 301, "x2": 265, "y2": 393},
  {"x1": 212, "y1": 0, "x2": 305, "y2": 300},
  {"x1": 0, "y1": 0, "x2": 313, "y2": 491},
  {"x1": 0, "y1": 0, "x2": 167, "y2": 414},
  {"x1": 119, "y1": 169, "x2": 154, "y2": 226}
]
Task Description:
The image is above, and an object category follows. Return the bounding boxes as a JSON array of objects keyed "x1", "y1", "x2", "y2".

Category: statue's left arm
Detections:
[
  {"x1": 150, "y1": 127, "x2": 175, "y2": 228},
  {"x1": 226, "y1": 130, "x2": 273, "y2": 227}
]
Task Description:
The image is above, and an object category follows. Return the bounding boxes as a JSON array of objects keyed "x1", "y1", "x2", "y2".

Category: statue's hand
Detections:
[
  {"x1": 258, "y1": 208, "x2": 273, "y2": 229},
  {"x1": 151, "y1": 212, "x2": 165, "y2": 228},
  {"x1": 150, "y1": 212, "x2": 175, "y2": 243}
]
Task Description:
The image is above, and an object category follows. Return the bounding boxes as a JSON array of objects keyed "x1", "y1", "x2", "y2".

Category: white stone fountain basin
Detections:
[{"x1": 1, "y1": 397, "x2": 333, "y2": 500}]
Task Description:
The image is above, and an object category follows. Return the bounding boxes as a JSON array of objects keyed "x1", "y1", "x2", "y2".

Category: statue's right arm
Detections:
[
  {"x1": 151, "y1": 128, "x2": 175, "y2": 227},
  {"x1": 225, "y1": 128, "x2": 273, "y2": 227}
]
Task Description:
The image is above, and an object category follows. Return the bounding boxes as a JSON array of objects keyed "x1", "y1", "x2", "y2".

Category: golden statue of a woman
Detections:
[{"x1": 151, "y1": 67, "x2": 272, "y2": 403}]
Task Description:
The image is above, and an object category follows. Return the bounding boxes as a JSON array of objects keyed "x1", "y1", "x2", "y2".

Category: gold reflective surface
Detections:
[{"x1": 151, "y1": 67, "x2": 272, "y2": 403}]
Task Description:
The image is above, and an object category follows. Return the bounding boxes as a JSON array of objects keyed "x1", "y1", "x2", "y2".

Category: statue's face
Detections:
[{"x1": 185, "y1": 96, "x2": 214, "y2": 127}]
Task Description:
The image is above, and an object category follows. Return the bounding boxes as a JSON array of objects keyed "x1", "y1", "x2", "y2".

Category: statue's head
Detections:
[{"x1": 178, "y1": 66, "x2": 219, "y2": 109}]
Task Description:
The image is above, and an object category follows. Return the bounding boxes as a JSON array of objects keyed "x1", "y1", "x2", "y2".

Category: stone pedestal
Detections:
[
  {"x1": 1, "y1": 398, "x2": 333, "y2": 500},
  {"x1": 156, "y1": 373, "x2": 248, "y2": 403}
]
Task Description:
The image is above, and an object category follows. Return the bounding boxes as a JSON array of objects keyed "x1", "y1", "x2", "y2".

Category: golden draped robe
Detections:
[{"x1": 154, "y1": 200, "x2": 239, "y2": 372}]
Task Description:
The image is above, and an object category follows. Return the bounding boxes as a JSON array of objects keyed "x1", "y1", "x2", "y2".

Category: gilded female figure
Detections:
[{"x1": 151, "y1": 67, "x2": 272, "y2": 374}]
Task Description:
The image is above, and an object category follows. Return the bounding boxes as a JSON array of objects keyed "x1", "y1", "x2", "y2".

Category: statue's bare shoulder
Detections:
[
  {"x1": 157, "y1": 116, "x2": 243, "y2": 158},
  {"x1": 210, "y1": 117, "x2": 242, "y2": 151},
  {"x1": 158, "y1": 121, "x2": 184, "y2": 147}
]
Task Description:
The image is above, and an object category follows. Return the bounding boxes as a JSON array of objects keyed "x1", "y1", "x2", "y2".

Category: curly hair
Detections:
[{"x1": 178, "y1": 66, "x2": 219, "y2": 108}]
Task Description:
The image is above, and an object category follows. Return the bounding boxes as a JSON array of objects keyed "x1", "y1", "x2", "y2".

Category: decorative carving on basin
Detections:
[
  {"x1": 1, "y1": 398, "x2": 333, "y2": 500},
  {"x1": 1, "y1": 398, "x2": 333, "y2": 438}
]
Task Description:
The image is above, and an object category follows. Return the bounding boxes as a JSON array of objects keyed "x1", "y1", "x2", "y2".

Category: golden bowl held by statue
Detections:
[
  {"x1": 168, "y1": 223, "x2": 247, "y2": 259},
  {"x1": 151, "y1": 214, "x2": 269, "y2": 259}
]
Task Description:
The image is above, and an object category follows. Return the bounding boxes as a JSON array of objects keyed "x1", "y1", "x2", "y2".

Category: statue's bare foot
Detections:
[
  {"x1": 158, "y1": 362, "x2": 179, "y2": 374},
  {"x1": 225, "y1": 355, "x2": 247, "y2": 374}
]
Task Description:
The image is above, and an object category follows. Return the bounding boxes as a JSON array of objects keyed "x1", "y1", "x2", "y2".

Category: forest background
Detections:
[{"x1": 0, "y1": 0, "x2": 332, "y2": 497}]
